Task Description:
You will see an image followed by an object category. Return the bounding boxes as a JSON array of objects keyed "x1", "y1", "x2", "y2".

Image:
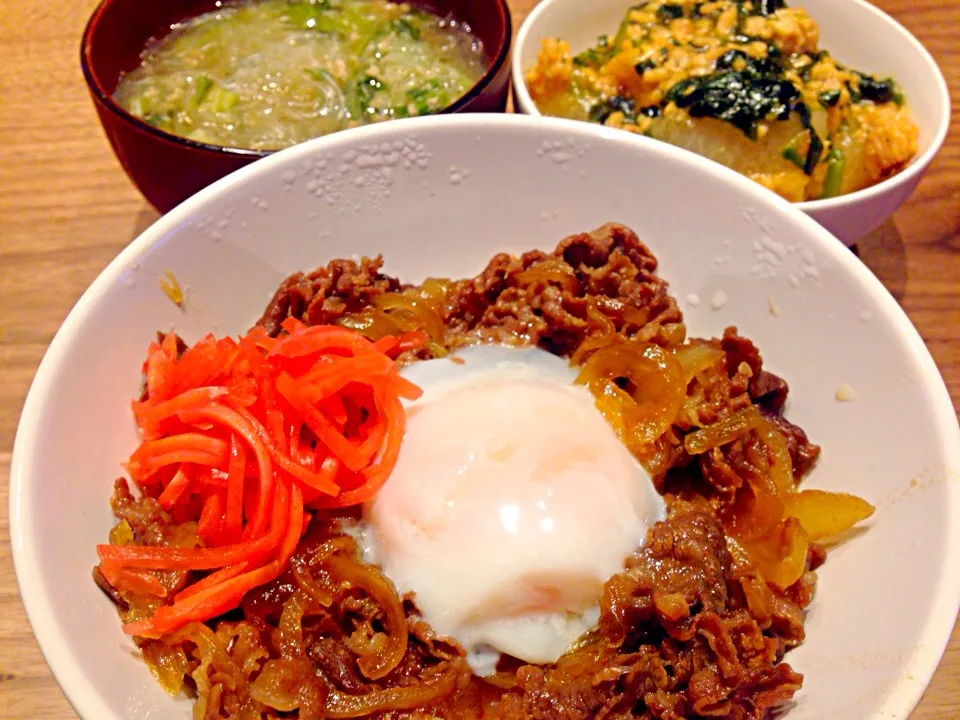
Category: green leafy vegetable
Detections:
[
  {"x1": 588, "y1": 95, "x2": 637, "y2": 124},
  {"x1": 664, "y1": 55, "x2": 799, "y2": 140},
  {"x1": 657, "y1": 4, "x2": 685, "y2": 21},
  {"x1": 818, "y1": 89, "x2": 840, "y2": 108},
  {"x1": 781, "y1": 134, "x2": 806, "y2": 169},
  {"x1": 849, "y1": 72, "x2": 902, "y2": 105},
  {"x1": 634, "y1": 59, "x2": 657, "y2": 74}
]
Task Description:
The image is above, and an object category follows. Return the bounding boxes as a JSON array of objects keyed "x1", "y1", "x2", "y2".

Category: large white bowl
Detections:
[
  {"x1": 511, "y1": 0, "x2": 951, "y2": 246},
  {"x1": 11, "y1": 115, "x2": 960, "y2": 720}
]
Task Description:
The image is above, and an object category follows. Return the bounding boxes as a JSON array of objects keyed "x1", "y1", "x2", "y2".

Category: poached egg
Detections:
[{"x1": 362, "y1": 345, "x2": 663, "y2": 675}]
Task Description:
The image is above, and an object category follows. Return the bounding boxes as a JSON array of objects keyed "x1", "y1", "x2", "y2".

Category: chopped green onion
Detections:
[
  {"x1": 207, "y1": 86, "x2": 239, "y2": 112},
  {"x1": 347, "y1": 74, "x2": 386, "y2": 118},
  {"x1": 306, "y1": 67, "x2": 337, "y2": 85},
  {"x1": 145, "y1": 112, "x2": 170, "y2": 128},
  {"x1": 284, "y1": 3, "x2": 335, "y2": 32},
  {"x1": 191, "y1": 75, "x2": 214, "y2": 107},
  {"x1": 406, "y1": 79, "x2": 441, "y2": 114},
  {"x1": 127, "y1": 95, "x2": 147, "y2": 117},
  {"x1": 822, "y1": 148, "x2": 845, "y2": 198},
  {"x1": 407, "y1": 79, "x2": 440, "y2": 101},
  {"x1": 391, "y1": 17, "x2": 420, "y2": 39},
  {"x1": 186, "y1": 128, "x2": 217, "y2": 144}
]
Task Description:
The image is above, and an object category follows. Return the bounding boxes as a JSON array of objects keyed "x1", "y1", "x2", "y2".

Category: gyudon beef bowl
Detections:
[{"x1": 11, "y1": 115, "x2": 960, "y2": 720}]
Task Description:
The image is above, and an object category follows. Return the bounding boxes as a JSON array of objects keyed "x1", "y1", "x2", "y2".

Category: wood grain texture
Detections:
[{"x1": 0, "y1": 0, "x2": 957, "y2": 716}]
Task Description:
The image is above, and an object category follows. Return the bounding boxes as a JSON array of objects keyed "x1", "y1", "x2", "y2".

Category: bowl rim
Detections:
[
  {"x1": 509, "y1": 0, "x2": 952, "y2": 213},
  {"x1": 79, "y1": 0, "x2": 513, "y2": 158},
  {"x1": 10, "y1": 113, "x2": 960, "y2": 720}
]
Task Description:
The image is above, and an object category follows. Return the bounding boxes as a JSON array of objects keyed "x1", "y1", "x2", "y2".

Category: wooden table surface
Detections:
[{"x1": 1, "y1": 0, "x2": 957, "y2": 717}]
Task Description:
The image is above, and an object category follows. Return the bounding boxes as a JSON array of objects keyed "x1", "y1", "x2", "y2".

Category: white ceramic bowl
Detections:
[
  {"x1": 11, "y1": 115, "x2": 960, "y2": 720},
  {"x1": 512, "y1": 0, "x2": 951, "y2": 246}
]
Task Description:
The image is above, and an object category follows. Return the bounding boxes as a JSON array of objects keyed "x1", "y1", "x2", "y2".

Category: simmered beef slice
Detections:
[
  {"x1": 255, "y1": 224, "x2": 683, "y2": 358},
  {"x1": 495, "y1": 501, "x2": 802, "y2": 720},
  {"x1": 257, "y1": 257, "x2": 400, "y2": 336}
]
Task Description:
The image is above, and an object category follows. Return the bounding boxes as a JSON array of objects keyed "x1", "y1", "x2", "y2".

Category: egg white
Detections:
[{"x1": 359, "y1": 344, "x2": 666, "y2": 675}]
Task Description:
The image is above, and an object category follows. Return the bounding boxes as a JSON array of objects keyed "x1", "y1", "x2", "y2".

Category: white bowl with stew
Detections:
[
  {"x1": 10, "y1": 114, "x2": 960, "y2": 719},
  {"x1": 511, "y1": 0, "x2": 951, "y2": 246}
]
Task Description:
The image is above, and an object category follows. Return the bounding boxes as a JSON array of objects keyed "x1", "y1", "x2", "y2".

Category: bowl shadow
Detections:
[
  {"x1": 849, "y1": 218, "x2": 908, "y2": 303},
  {"x1": 130, "y1": 205, "x2": 161, "y2": 242}
]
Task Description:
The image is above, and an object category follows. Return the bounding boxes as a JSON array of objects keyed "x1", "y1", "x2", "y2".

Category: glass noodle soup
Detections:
[{"x1": 114, "y1": 0, "x2": 486, "y2": 151}]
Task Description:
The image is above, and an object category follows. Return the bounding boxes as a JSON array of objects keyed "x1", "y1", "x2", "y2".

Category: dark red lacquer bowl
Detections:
[{"x1": 81, "y1": 0, "x2": 513, "y2": 214}]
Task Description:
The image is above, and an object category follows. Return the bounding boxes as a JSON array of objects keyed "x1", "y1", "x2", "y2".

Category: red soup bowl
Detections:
[{"x1": 81, "y1": 0, "x2": 513, "y2": 214}]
